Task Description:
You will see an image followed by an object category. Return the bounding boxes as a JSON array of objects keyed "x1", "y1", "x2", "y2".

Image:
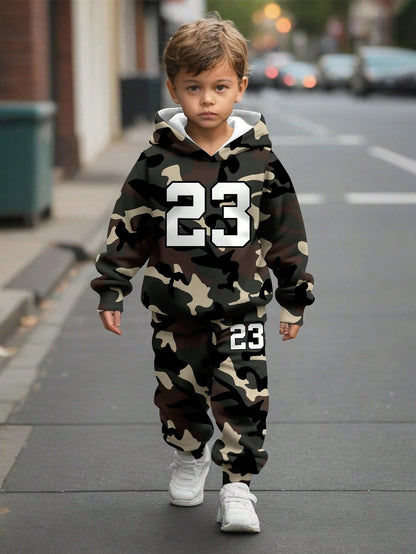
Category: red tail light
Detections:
[
  {"x1": 265, "y1": 66, "x2": 279, "y2": 79},
  {"x1": 283, "y1": 74, "x2": 295, "y2": 86}
]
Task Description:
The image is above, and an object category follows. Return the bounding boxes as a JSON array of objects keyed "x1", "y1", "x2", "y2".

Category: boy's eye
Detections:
[
  {"x1": 217, "y1": 85, "x2": 227, "y2": 92},
  {"x1": 188, "y1": 86, "x2": 199, "y2": 92}
]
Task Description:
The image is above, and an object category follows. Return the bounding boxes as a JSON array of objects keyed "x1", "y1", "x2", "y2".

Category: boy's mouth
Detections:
[{"x1": 200, "y1": 111, "x2": 217, "y2": 117}]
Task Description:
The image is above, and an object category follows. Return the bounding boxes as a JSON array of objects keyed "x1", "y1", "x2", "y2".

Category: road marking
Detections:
[
  {"x1": 278, "y1": 112, "x2": 331, "y2": 136},
  {"x1": 296, "y1": 193, "x2": 416, "y2": 205},
  {"x1": 272, "y1": 135, "x2": 365, "y2": 146},
  {"x1": 298, "y1": 193, "x2": 325, "y2": 204},
  {"x1": 255, "y1": 91, "x2": 331, "y2": 136},
  {"x1": 369, "y1": 146, "x2": 416, "y2": 176},
  {"x1": 336, "y1": 135, "x2": 367, "y2": 146},
  {"x1": 345, "y1": 193, "x2": 416, "y2": 204}
]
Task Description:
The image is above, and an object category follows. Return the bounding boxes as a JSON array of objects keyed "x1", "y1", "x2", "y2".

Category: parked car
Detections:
[
  {"x1": 276, "y1": 61, "x2": 318, "y2": 91},
  {"x1": 248, "y1": 51, "x2": 294, "y2": 90},
  {"x1": 316, "y1": 53, "x2": 357, "y2": 90},
  {"x1": 351, "y1": 46, "x2": 416, "y2": 96},
  {"x1": 248, "y1": 56, "x2": 278, "y2": 89},
  {"x1": 266, "y1": 51, "x2": 294, "y2": 70}
]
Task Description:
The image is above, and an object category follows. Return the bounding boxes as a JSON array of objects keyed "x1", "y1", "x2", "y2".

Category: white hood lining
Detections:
[{"x1": 158, "y1": 108, "x2": 261, "y2": 153}]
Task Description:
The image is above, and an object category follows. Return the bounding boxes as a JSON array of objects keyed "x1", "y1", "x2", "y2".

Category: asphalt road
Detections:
[
  {"x1": 1, "y1": 89, "x2": 415, "y2": 553},
  {"x1": 241, "y1": 87, "x2": 416, "y2": 416}
]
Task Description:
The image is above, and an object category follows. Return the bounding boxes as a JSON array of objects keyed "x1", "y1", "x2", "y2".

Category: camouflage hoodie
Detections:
[{"x1": 91, "y1": 108, "x2": 314, "y2": 332}]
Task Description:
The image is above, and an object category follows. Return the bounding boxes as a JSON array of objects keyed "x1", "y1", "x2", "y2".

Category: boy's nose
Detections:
[{"x1": 201, "y1": 90, "x2": 214, "y2": 105}]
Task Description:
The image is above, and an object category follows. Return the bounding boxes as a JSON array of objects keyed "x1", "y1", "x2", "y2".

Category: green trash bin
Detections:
[{"x1": 0, "y1": 101, "x2": 56, "y2": 226}]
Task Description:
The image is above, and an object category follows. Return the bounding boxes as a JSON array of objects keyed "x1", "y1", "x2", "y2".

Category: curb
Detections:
[
  {"x1": 0, "y1": 120, "x2": 151, "y2": 345},
  {"x1": 7, "y1": 245, "x2": 77, "y2": 304},
  {"x1": 0, "y1": 246, "x2": 76, "y2": 345},
  {"x1": 0, "y1": 263, "x2": 96, "y2": 487},
  {"x1": 0, "y1": 290, "x2": 35, "y2": 344},
  {"x1": 0, "y1": 263, "x2": 96, "y2": 423},
  {"x1": 0, "y1": 221, "x2": 105, "y2": 344}
]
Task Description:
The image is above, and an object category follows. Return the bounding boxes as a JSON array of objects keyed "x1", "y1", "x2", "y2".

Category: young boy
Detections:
[{"x1": 91, "y1": 15, "x2": 314, "y2": 533}]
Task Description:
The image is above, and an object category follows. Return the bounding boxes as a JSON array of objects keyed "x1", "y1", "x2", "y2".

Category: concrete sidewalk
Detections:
[
  {"x1": 1, "y1": 111, "x2": 416, "y2": 553},
  {"x1": 0, "y1": 121, "x2": 152, "y2": 345},
  {"x1": 0, "y1": 222, "x2": 415, "y2": 553},
  {"x1": 0, "y1": 120, "x2": 152, "y2": 425}
]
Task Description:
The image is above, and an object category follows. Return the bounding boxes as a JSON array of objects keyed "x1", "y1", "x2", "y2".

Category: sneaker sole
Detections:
[
  {"x1": 169, "y1": 491, "x2": 204, "y2": 507},
  {"x1": 216, "y1": 508, "x2": 260, "y2": 533},
  {"x1": 220, "y1": 523, "x2": 260, "y2": 533}
]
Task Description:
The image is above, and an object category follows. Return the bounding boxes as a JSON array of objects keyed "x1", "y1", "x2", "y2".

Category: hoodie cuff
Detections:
[
  {"x1": 97, "y1": 288, "x2": 125, "y2": 313},
  {"x1": 279, "y1": 307, "x2": 303, "y2": 326}
]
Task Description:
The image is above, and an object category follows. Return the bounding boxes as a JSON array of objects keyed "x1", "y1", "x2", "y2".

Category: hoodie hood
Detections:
[{"x1": 150, "y1": 108, "x2": 272, "y2": 160}]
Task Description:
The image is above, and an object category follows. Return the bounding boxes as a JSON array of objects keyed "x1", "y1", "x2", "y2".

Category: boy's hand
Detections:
[
  {"x1": 279, "y1": 322, "x2": 301, "y2": 341},
  {"x1": 99, "y1": 310, "x2": 122, "y2": 335}
]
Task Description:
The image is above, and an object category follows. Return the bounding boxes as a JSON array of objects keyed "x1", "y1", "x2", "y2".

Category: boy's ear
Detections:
[
  {"x1": 236, "y1": 76, "x2": 249, "y2": 103},
  {"x1": 166, "y1": 79, "x2": 180, "y2": 104}
]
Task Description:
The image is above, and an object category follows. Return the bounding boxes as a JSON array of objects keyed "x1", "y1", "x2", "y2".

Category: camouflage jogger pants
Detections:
[{"x1": 152, "y1": 318, "x2": 269, "y2": 484}]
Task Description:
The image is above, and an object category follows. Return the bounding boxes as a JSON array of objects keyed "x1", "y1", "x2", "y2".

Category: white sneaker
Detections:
[
  {"x1": 217, "y1": 483, "x2": 260, "y2": 533},
  {"x1": 168, "y1": 446, "x2": 211, "y2": 506}
]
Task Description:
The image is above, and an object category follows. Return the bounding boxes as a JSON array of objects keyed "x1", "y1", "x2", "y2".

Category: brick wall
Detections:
[
  {"x1": 0, "y1": 0, "x2": 51, "y2": 100},
  {"x1": 52, "y1": 0, "x2": 80, "y2": 175}
]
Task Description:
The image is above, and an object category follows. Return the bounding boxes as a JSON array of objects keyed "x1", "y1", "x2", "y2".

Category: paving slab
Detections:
[
  {"x1": 0, "y1": 491, "x2": 415, "y2": 554},
  {"x1": 5, "y1": 324, "x2": 63, "y2": 372},
  {"x1": 303, "y1": 203, "x2": 416, "y2": 319},
  {"x1": 0, "y1": 402, "x2": 14, "y2": 423},
  {"x1": 0, "y1": 426, "x2": 32, "y2": 487},
  {"x1": 266, "y1": 312, "x2": 416, "y2": 423},
  {"x1": 3, "y1": 422, "x2": 416, "y2": 493},
  {"x1": 0, "y1": 368, "x2": 39, "y2": 403},
  {"x1": 1, "y1": 425, "x2": 220, "y2": 492},
  {"x1": 8, "y1": 287, "x2": 155, "y2": 425},
  {"x1": 9, "y1": 285, "x2": 416, "y2": 425},
  {"x1": 1, "y1": 265, "x2": 98, "y2": 423}
]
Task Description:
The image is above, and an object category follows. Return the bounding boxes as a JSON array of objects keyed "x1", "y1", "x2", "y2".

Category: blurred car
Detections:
[
  {"x1": 316, "y1": 53, "x2": 357, "y2": 90},
  {"x1": 248, "y1": 51, "x2": 294, "y2": 90},
  {"x1": 351, "y1": 46, "x2": 416, "y2": 96},
  {"x1": 276, "y1": 61, "x2": 318, "y2": 91},
  {"x1": 266, "y1": 51, "x2": 294, "y2": 70},
  {"x1": 248, "y1": 56, "x2": 279, "y2": 90}
]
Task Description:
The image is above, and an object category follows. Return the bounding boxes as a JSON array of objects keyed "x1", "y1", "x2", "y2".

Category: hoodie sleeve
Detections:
[
  {"x1": 259, "y1": 154, "x2": 314, "y2": 325},
  {"x1": 90, "y1": 154, "x2": 153, "y2": 312}
]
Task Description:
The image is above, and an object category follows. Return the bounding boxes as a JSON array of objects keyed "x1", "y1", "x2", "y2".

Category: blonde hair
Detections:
[{"x1": 163, "y1": 14, "x2": 249, "y2": 82}]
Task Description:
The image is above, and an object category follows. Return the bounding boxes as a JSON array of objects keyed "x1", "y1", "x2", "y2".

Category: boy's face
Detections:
[{"x1": 167, "y1": 61, "x2": 248, "y2": 138}]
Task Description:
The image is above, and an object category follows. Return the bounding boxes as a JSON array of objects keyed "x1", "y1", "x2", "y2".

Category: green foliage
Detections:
[
  {"x1": 206, "y1": 0, "x2": 349, "y2": 38},
  {"x1": 288, "y1": 0, "x2": 349, "y2": 35},
  {"x1": 206, "y1": 0, "x2": 264, "y2": 37},
  {"x1": 393, "y1": 0, "x2": 416, "y2": 50}
]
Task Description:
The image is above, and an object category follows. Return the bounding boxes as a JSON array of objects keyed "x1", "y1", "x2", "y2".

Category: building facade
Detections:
[{"x1": 0, "y1": 0, "x2": 167, "y2": 176}]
